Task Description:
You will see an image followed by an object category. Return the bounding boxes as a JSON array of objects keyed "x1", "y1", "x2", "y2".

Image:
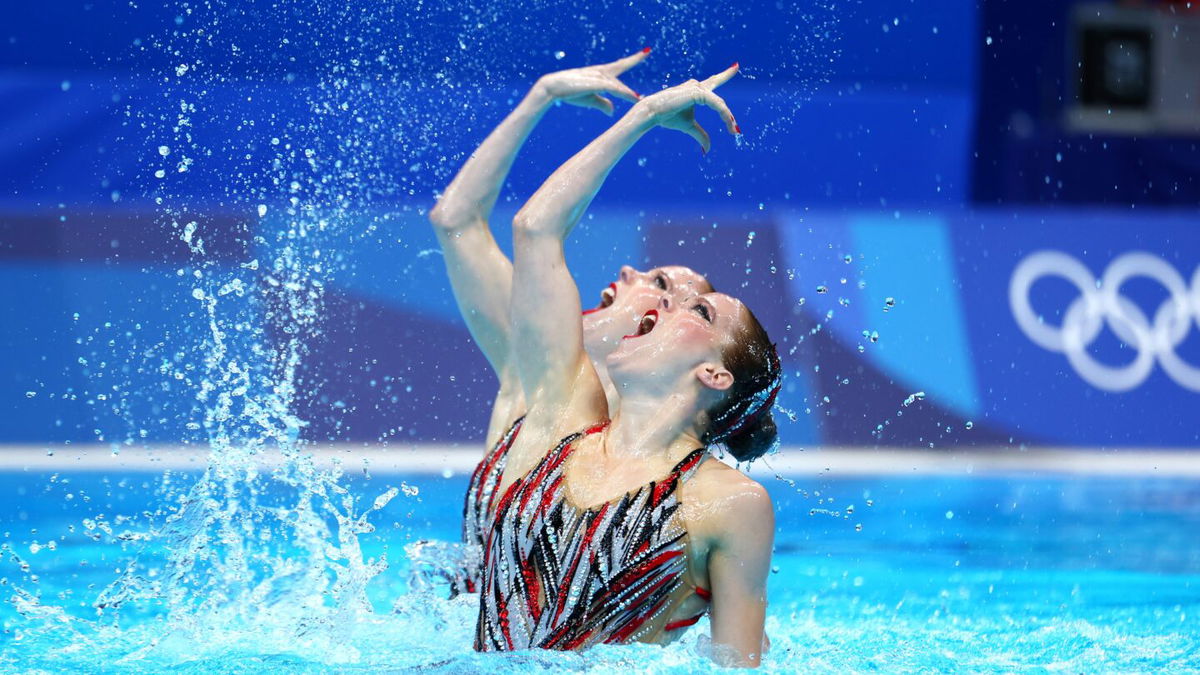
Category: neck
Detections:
[
  {"x1": 606, "y1": 385, "x2": 706, "y2": 467},
  {"x1": 589, "y1": 356, "x2": 617, "y2": 411}
]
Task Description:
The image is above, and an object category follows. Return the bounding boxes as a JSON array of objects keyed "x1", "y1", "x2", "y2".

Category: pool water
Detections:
[{"x1": 2, "y1": 468, "x2": 1198, "y2": 673}]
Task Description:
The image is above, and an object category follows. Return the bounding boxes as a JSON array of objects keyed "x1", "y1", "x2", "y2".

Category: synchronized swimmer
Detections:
[{"x1": 430, "y1": 49, "x2": 780, "y2": 668}]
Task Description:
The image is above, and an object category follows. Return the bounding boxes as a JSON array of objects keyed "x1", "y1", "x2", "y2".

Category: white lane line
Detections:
[{"x1": 0, "y1": 445, "x2": 1198, "y2": 477}]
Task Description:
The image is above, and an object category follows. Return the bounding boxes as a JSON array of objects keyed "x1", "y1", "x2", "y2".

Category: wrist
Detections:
[
  {"x1": 618, "y1": 102, "x2": 657, "y2": 135},
  {"x1": 525, "y1": 78, "x2": 556, "y2": 110}
]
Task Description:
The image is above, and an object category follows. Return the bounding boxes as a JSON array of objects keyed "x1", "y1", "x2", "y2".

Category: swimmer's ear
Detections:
[{"x1": 696, "y1": 363, "x2": 733, "y2": 391}]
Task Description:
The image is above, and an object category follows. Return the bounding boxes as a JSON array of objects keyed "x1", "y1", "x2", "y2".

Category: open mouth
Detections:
[
  {"x1": 583, "y1": 283, "x2": 618, "y2": 316},
  {"x1": 624, "y1": 309, "x2": 658, "y2": 339}
]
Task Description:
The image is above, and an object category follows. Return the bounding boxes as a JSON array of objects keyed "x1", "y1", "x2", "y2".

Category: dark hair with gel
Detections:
[{"x1": 701, "y1": 307, "x2": 781, "y2": 462}]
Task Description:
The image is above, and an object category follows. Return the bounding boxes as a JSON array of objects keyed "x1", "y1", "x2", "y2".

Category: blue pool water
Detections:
[{"x1": 3, "y1": 468, "x2": 1198, "y2": 672}]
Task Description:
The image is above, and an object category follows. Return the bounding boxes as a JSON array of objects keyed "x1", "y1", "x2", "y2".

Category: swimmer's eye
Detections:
[
  {"x1": 654, "y1": 274, "x2": 668, "y2": 291},
  {"x1": 693, "y1": 304, "x2": 712, "y2": 322}
]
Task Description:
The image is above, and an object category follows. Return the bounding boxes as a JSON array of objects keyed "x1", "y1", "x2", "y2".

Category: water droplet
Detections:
[
  {"x1": 554, "y1": 50, "x2": 566, "y2": 60},
  {"x1": 965, "y1": 421, "x2": 974, "y2": 430},
  {"x1": 816, "y1": 285, "x2": 828, "y2": 294},
  {"x1": 945, "y1": 510, "x2": 955, "y2": 520},
  {"x1": 158, "y1": 145, "x2": 170, "y2": 157}
]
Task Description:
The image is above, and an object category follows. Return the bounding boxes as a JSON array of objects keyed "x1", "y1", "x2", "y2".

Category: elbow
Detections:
[
  {"x1": 511, "y1": 209, "x2": 547, "y2": 240},
  {"x1": 511, "y1": 210, "x2": 533, "y2": 235},
  {"x1": 427, "y1": 201, "x2": 457, "y2": 232},
  {"x1": 428, "y1": 202, "x2": 485, "y2": 237},
  {"x1": 513, "y1": 205, "x2": 573, "y2": 243}
]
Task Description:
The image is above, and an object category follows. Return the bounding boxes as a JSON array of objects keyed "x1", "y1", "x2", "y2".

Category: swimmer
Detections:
[
  {"x1": 428, "y1": 48, "x2": 712, "y2": 583},
  {"x1": 474, "y1": 62, "x2": 778, "y2": 668}
]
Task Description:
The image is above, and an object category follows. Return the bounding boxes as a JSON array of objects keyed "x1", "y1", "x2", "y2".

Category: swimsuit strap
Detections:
[{"x1": 668, "y1": 448, "x2": 707, "y2": 482}]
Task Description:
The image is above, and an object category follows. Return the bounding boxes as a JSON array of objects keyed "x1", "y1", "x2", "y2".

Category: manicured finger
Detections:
[
  {"x1": 699, "y1": 89, "x2": 739, "y2": 135},
  {"x1": 602, "y1": 47, "x2": 651, "y2": 76},
  {"x1": 701, "y1": 61, "x2": 740, "y2": 90},
  {"x1": 686, "y1": 119, "x2": 711, "y2": 154}
]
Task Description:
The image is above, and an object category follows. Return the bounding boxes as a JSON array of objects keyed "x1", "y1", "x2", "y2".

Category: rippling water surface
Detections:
[{"x1": 4, "y1": 471, "x2": 1198, "y2": 673}]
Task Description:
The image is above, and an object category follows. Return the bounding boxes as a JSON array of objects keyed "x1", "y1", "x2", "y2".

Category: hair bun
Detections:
[{"x1": 723, "y1": 409, "x2": 778, "y2": 462}]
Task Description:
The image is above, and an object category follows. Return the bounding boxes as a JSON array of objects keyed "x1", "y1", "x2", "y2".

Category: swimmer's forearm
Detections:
[
  {"x1": 427, "y1": 86, "x2": 553, "y2": 381},
  {"x1": 430, "y1": 85, "x2": 553, "y2": 231},
  {"x1": 513, "y1": 105, "x2": 653, "y2": 239},
  {"x1": 506, "y1": 106, "x2": 652, "y2": 419}
]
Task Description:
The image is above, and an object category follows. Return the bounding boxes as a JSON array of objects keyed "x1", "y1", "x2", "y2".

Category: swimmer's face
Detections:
[
  {"x1": 606, "y1": 291, "x2": 747, "y2": 395},
  {"x1": 582, "y1": 265, "x2": 712, "y2": 361}
]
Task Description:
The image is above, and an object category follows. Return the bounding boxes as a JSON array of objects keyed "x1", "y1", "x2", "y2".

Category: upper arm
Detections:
[
  {"x1": 508, "y1": 216, "x2": 606, "y2": 427},
  {"x1": 705, "y1": 482, "x2": 774, "y2": 668},
  {"x1": 430, "y1": 214, "x2": 516, "y2": 380},
  {"x1": 503, "y1": 112, "x2": 649, "y2": 437}
]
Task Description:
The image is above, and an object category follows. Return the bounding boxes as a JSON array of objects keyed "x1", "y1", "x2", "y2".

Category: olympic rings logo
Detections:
[{"x1": 1009, "y1": 251, "x2": 1200, "y2": 392}]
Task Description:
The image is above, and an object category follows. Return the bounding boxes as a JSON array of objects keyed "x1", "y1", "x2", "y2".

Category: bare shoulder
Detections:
[
  {"x1": 683, "y1": 459, "x2": 774, "y2": 543},
  {"x1": 689, "y1": 458, "x2": 772, "y2": 504}
]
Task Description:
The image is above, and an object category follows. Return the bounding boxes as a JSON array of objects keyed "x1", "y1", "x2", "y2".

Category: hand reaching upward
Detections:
[
  {"x1": 534, "y1": 48, "x2": 651, "y2": 116},
  {"x1": 634, "y1": 62, "x2": 741, "y2": 154}
]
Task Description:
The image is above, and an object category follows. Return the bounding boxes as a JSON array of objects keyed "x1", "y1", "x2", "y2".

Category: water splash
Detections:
[{"x1": 6, "y1": 0, "x2": 849, "y2": 668}]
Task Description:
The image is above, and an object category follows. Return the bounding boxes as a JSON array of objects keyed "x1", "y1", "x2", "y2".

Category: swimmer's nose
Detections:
[
  {"x1": 659, "y1": 296, "x2": 672, "y2": 312},
  {"x1": 619, "y1": 265, "x2": 637, "y2": 283}
]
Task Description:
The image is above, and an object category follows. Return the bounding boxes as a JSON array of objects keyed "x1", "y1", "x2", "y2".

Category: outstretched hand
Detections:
[
  {"x1": 634, "y1": 63, "x2": 741, "y2": 154},
  {"x1": 535, "y1": 48, "x2": 650, "y2": 116}
]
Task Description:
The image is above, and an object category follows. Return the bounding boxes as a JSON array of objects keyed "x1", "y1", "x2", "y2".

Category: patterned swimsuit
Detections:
[
  {"x1": 475, "y1": 421, "x2": 710, "y2": 651},
  {"x1": 459, "y1": 416, "x2": 525, "y2": 593}
]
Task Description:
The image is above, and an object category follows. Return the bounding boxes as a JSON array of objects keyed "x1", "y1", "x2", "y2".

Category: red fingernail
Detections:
[
  {"x1": 642, "y1": 47, "x2": 651, "y2": 54},
  {"x1": 732, "y1": 61, "x2": 740, "y2": 69},
  {"x1": 735, "y1": 124, "x2": 742, "y2": 135}
]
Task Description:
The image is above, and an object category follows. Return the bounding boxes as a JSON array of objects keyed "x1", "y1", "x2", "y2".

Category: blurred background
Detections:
[{"x1": 2, "y1": 0, "x2": 1198, "y2": 455}]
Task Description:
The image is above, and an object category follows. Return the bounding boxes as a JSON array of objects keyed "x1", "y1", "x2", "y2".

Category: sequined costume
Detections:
[
  {"x1": 455, "y1": 415, "x2": 525, "y2": 594},
  {"x1": 475, "y1": 421, "x2": 710, "y2": 651}
]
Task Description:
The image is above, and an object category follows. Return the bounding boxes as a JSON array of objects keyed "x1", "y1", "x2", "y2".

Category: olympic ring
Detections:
[{"x1": 1009, "y1": 251, "x2": 1200, "y2": 392}]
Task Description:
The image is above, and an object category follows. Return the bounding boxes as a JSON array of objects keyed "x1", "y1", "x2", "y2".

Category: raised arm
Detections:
[
  {"x1": 509, "y1": 65, "x2": 742, "y2": 428},
  {"x1": 428, "y1": 50, "x2": 646, "y2": 384}
]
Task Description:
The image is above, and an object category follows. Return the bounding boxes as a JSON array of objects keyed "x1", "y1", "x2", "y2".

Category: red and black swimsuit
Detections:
[
  {"x1": 475, "y1": 421, "x2": 711, "y2": 651},
  {"x1": 458, "y1": 416, "x2": 525, "y2": 593}
]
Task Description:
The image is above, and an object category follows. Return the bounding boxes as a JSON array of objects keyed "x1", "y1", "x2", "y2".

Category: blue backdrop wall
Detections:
[{"x1": 2, "y1": 1, "x2": 1198, "y2": 449}]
